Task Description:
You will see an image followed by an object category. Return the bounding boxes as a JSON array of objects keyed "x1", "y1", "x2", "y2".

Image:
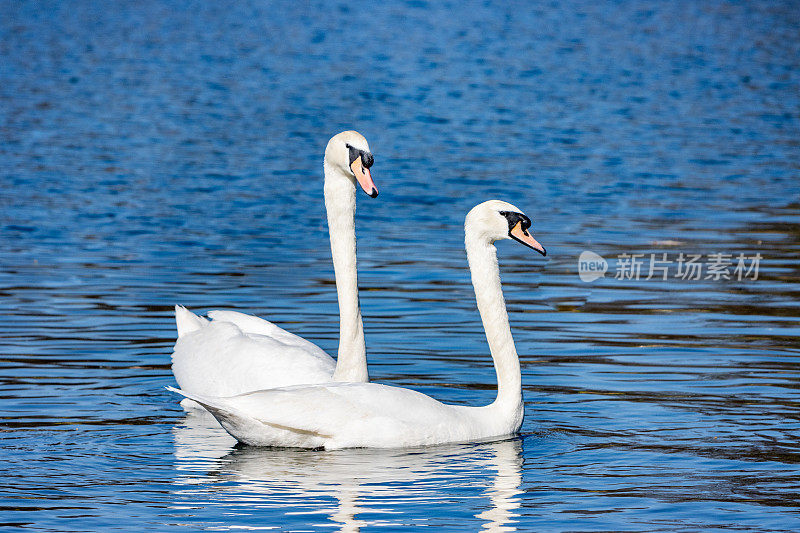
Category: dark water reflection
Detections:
[
  {"x1": 2, "y1": 0, "x2": 799, "y2": 531},
  {"x1": 173, "y1": 415, "x2": 524, "y2": 532}
]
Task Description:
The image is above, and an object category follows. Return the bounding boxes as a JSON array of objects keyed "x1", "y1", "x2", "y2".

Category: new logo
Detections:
[{"x1": 578, "y1": 251, "x2": 607, "y2": 282}]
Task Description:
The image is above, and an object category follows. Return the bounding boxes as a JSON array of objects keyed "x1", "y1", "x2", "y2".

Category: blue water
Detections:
[{"x1": 2, "y1": 0, "x2": 799, "y2": 530}]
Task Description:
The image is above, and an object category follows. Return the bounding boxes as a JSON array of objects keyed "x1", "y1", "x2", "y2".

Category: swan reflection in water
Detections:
[{"x1": 172, "y1": 413, "x2": 524, "y2": 531}]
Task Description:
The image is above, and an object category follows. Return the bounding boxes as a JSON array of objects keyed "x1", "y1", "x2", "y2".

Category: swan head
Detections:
[
  {"x1": 465, "y1": 200, "x2": 546, "y2": 256},
  {"x1": 325, "y1": 131, "x2": 378, "y2": 198}
]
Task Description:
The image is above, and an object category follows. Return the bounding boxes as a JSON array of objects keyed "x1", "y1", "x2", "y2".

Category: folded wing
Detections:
[{"x1": 171, "y1": 307, "x2": 336, "y2": 408}]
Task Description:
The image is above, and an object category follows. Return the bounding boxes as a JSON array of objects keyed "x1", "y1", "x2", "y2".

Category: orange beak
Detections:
[
  {"x1": 510, "y1": 222, "x2": 546, "y2": 256},
  {"x1": 350, "y1": 158, "x2": 378, "y2": 198}
]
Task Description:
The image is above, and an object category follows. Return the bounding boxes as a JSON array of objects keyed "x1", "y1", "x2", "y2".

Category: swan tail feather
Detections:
[
  {"x1": 166, "y1": 386, "x2": 333, "y2": 446},
  {"x1": 178, "y1": 398, "x2": 208, "y2": 413},
  {"x1": 166, "y1": 386, "x2": 240, "y2": 419},
  {"x1": 175, "y1": 305, "x2": 208, "y2": 337}
]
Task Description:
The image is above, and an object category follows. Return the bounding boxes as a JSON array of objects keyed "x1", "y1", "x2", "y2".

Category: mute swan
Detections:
[
  {"x1": 171, "y1": 131, "x2": 377, "y2": 412},
  {"x1": 169, "y1": 200, "x2": 546, "y2": 448}
]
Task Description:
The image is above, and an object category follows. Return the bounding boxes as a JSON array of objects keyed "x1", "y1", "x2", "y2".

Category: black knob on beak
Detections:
[{"x1": 361, "y1": 151, "x2": 374, "y2": 169}]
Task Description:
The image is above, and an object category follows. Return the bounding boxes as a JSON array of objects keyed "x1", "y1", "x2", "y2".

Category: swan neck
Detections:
[
  {"x1": 465, "y1": 234, "x2": 522, "y2": 411},
  {"x1": 324, "y1": 161, "x2": 368, "y2": 382}
]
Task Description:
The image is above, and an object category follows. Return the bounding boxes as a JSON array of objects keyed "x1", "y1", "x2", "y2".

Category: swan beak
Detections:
[
  {"x1": 510, "y1": 222, "x2": 546, "y2": 256},
  {"x1": 351, "y1": 158, "x2": 378, "y2": 198}
]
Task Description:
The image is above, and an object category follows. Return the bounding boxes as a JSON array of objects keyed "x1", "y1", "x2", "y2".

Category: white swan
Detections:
[
  {"x1": 169, "y1": 200, "x2": 546, "y2": 448},
  {"x1": 171, "y1": 131, "x2": 378, "y2": 411}
]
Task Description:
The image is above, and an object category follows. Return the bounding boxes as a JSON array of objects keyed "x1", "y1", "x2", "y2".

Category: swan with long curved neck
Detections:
[
  {"x1": 168, "y1": 200, "x2": 547, "y2": 448},
  {"x1": 171, "y1": 131, "x2": 377, "y2": 411}
]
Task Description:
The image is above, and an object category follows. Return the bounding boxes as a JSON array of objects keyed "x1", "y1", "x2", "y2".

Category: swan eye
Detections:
[
  {"x1": 346, "y1": 143, "x2": 373, "y2": 170},
  {"x1": 499, "y1": 211, "x2": 532, "y2": 234},
  {"x1": 346, "y1": 144, "x2": 360, "y2": 167}
]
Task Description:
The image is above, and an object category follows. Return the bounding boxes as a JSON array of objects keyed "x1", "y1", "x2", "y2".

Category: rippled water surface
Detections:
[{"x1": 2, "y1": 0, "x2": 799, "y2": 530}]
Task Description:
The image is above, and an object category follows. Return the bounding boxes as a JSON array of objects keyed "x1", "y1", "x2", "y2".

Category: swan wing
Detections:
[
  {"x1": 206, "y1": 309, "x2": 329, "y2": 357},
  {"x1": 169, "y1": 383, "x2": 473, "y2": 449},
  {"x1": 171, "y1": 307, "x2": 336, "y2": 402},
  {"x1": 167, "y1": 385, "x2": 343, "y2": 448}
]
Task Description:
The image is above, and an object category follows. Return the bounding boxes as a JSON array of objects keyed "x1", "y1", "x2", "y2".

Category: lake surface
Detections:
[{"x1": 2, "y1": 0, "x2": 799, "y2": 530}]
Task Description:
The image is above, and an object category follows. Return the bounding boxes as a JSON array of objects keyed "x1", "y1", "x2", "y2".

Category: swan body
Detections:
[
  {"x1": 171, "y1": 308, "x2": 336, "y2": 400},
  {"x1": 168, "y1": 382, "x2": 519, "y2": 449},
  {"x1": 171, "y1": 131, "x2": 377, "y2": 411},
  {"x1": 169, "y1": 200, "x2": 547, "y2": 448}
]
